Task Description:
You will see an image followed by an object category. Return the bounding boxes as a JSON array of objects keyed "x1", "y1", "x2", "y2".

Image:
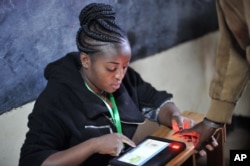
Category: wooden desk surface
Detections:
[{"x1": 152, "y1": 111, "x2": 205, "y2": 166}]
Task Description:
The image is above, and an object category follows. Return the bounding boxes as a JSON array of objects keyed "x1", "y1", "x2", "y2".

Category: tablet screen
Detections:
[
  {"x1": 117, "y1": 138, "x2": 170, "y2": 166},
  {"x1": 109, "y1": 136, "x2": 186, "y2": 166}
]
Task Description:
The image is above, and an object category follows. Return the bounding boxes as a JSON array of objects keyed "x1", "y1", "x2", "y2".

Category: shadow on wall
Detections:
[{"x1": 0, "y1": 0, "x2": 218, "y2": 114}]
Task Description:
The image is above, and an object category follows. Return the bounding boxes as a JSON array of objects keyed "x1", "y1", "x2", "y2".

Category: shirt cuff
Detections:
[{"x1": 206, "y1": 99, "x2": 235, "y2": 124}]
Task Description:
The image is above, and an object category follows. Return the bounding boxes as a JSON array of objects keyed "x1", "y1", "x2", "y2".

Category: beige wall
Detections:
[
  {"x1": 0, "y1": 102, "x2": 33, "y2": 166},
  {"x1": 0, "y1": 31, "x2": 249, "y2": 166},
  {"x1": 130, "y1": 31, "x2": 218, "y2": 114}
]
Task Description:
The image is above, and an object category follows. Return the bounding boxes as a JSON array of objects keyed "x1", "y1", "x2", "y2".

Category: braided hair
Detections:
[{"x1": 76, "y1": 3, "x2": 127, "y2": 55}]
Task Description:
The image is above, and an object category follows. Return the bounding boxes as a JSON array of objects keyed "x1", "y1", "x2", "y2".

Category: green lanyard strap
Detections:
[{"x1": 84, "y1": 82, "x2": 122, "y2": 134}]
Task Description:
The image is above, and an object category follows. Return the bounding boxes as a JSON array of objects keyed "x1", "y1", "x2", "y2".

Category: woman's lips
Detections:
[{"x1": 111, "y1": 83, "x2": 120, "y2": 90}]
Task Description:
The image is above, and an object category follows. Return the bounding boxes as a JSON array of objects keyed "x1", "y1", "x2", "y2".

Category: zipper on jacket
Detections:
[
  {"x1": 103, "y1": 114, "x2": 145, "y2": 126},
  {"x1": 85, "y1": 125, "x2": 113, "y2": 133}
]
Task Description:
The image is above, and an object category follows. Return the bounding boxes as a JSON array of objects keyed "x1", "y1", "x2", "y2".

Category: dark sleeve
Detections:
[
  {"x1": 19, "y1": 90, "x2": 69, "y2": 166},
  {"x1": 123, "y1": 67, "x2": 173, "y2": 114}
]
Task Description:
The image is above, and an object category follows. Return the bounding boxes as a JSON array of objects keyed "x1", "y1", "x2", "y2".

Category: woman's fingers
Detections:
[
  {"x1": 119, "y1": 134, "x2": 136, "y2": 147},
  {"x1": 112, "y1": 133, "x2": 136, "y2": 156},
  {"x1": 172, "y1": 116, "x2": 196, "y2": 132}
]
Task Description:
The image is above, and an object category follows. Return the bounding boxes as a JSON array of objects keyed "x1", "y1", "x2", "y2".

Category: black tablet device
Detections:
[{"x1": 109, "y1": 136, "x2": 186, "y2": 166}]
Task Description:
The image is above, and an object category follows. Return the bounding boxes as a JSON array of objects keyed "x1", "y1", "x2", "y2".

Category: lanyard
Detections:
[{"x1": 84, "y1": 82, "x2": 122, "y2": 134}]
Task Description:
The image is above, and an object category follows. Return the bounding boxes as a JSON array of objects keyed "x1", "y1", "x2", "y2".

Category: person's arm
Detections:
[
  {"x1": 20, "y1": 111, "x2": 100, "y2": 166},
  {"x1": 206, "y1": 0, "x2": 250, "y2": 124},
  {"x1": 157, "y1": 102, "x2": 194, "y2": 131},
  {"x1": 19, "y1": 104, "x2": 135, "y2": 166},
  {"x1": 180, "y1": 0, "x2": 250, "y2": 156},
  {"x1": 157, "y1": 102, "x2": 181, "y2": 128},
  {"x1": 41, "y1": 133, "x2": 135, "y2": 166},
  {"x1": 41, "y1": 137, "x2": 99, "y2": 166},
  {"x1": 124, "y1": 68, "x2": 194, "y2": 130}
]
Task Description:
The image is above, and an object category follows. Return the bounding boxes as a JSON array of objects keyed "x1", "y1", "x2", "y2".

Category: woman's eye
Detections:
[
  {"x1": 107, "y1": 67, "x2": 116, "y2": 72},
  {"x1": 106, "y1": 66, "x2": 128, "y2": 72}
]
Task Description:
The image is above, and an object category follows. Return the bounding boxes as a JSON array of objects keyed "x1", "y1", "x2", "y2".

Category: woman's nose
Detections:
[{"x1": 115, "y1": 67, "x2": 125, "y2": 80}]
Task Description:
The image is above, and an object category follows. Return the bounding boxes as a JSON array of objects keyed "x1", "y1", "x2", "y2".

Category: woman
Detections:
[{"x1": 19, "y1": 3, "x2": 193, "y2": 166}]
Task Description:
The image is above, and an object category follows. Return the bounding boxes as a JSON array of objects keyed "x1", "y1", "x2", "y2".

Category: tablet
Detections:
[{"x1": 109, "y1": 136, "x2": 186, "y2": 166}]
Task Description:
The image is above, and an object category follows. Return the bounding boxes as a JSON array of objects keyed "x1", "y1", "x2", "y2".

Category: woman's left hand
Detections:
[{"x1": 157, "y1": 103, "x2": 195, "y2": 131}]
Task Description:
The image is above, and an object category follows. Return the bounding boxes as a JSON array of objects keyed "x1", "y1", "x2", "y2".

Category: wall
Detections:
[{"x1": 0, "y1": 102, "x2": 32, "y2": 166}]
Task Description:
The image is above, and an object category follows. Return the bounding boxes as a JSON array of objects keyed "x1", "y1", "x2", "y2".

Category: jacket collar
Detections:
[{"x1": 81, "y1": 84, "x2": 145, "y2": 124}]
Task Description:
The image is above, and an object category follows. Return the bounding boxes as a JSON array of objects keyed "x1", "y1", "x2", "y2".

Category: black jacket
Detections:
[{"x1": 19, "y1": 52, "x2": 172, "y2": 166}]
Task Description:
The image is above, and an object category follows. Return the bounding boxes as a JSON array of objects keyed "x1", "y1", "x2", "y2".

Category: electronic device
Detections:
[{"x1": 109, "y1": 136, "x2": 186, "y2": 166}]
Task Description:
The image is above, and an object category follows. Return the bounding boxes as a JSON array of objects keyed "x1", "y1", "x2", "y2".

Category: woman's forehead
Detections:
[{"x1": 96, "y1": 41, "x2": 131, "y2": 57}]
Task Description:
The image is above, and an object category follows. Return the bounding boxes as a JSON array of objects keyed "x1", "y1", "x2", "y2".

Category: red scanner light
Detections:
[{"x1": 169, "y1": 143, "x2": 181, "y2": 150}]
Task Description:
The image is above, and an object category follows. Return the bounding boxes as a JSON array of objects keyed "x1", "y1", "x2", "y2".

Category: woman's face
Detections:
[{"x1": 80, "y1": 40, "x2": 131, "y2": 94}]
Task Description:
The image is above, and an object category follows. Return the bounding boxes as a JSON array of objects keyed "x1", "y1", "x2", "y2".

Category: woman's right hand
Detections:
[{"x1": 94, "y1": 133, "x2": 136, "y2": 156}]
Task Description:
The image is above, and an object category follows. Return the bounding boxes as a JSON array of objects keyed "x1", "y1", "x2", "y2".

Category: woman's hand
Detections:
[
  {"x1": 171, "y1": 114, "x2": 196, "y2": 132},
  {"x1": 94, "y1": 133, "x2": 136, "y2": 156},
  {"x1": 41, "y1": 133, "x2": 135, "y2": 166},
  {"x1": 157, "y1": 102, "x2": 195, "y2": 131}
]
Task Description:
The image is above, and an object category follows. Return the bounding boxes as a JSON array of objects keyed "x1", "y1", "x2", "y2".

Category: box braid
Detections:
[{"x1": 76, "y1": 3, "x2": 127, "y2": 55}]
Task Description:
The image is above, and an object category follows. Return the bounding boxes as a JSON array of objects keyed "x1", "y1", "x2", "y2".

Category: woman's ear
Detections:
[{"x1": 80, "y1": 53, "x2": 90, "y2": 69}]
